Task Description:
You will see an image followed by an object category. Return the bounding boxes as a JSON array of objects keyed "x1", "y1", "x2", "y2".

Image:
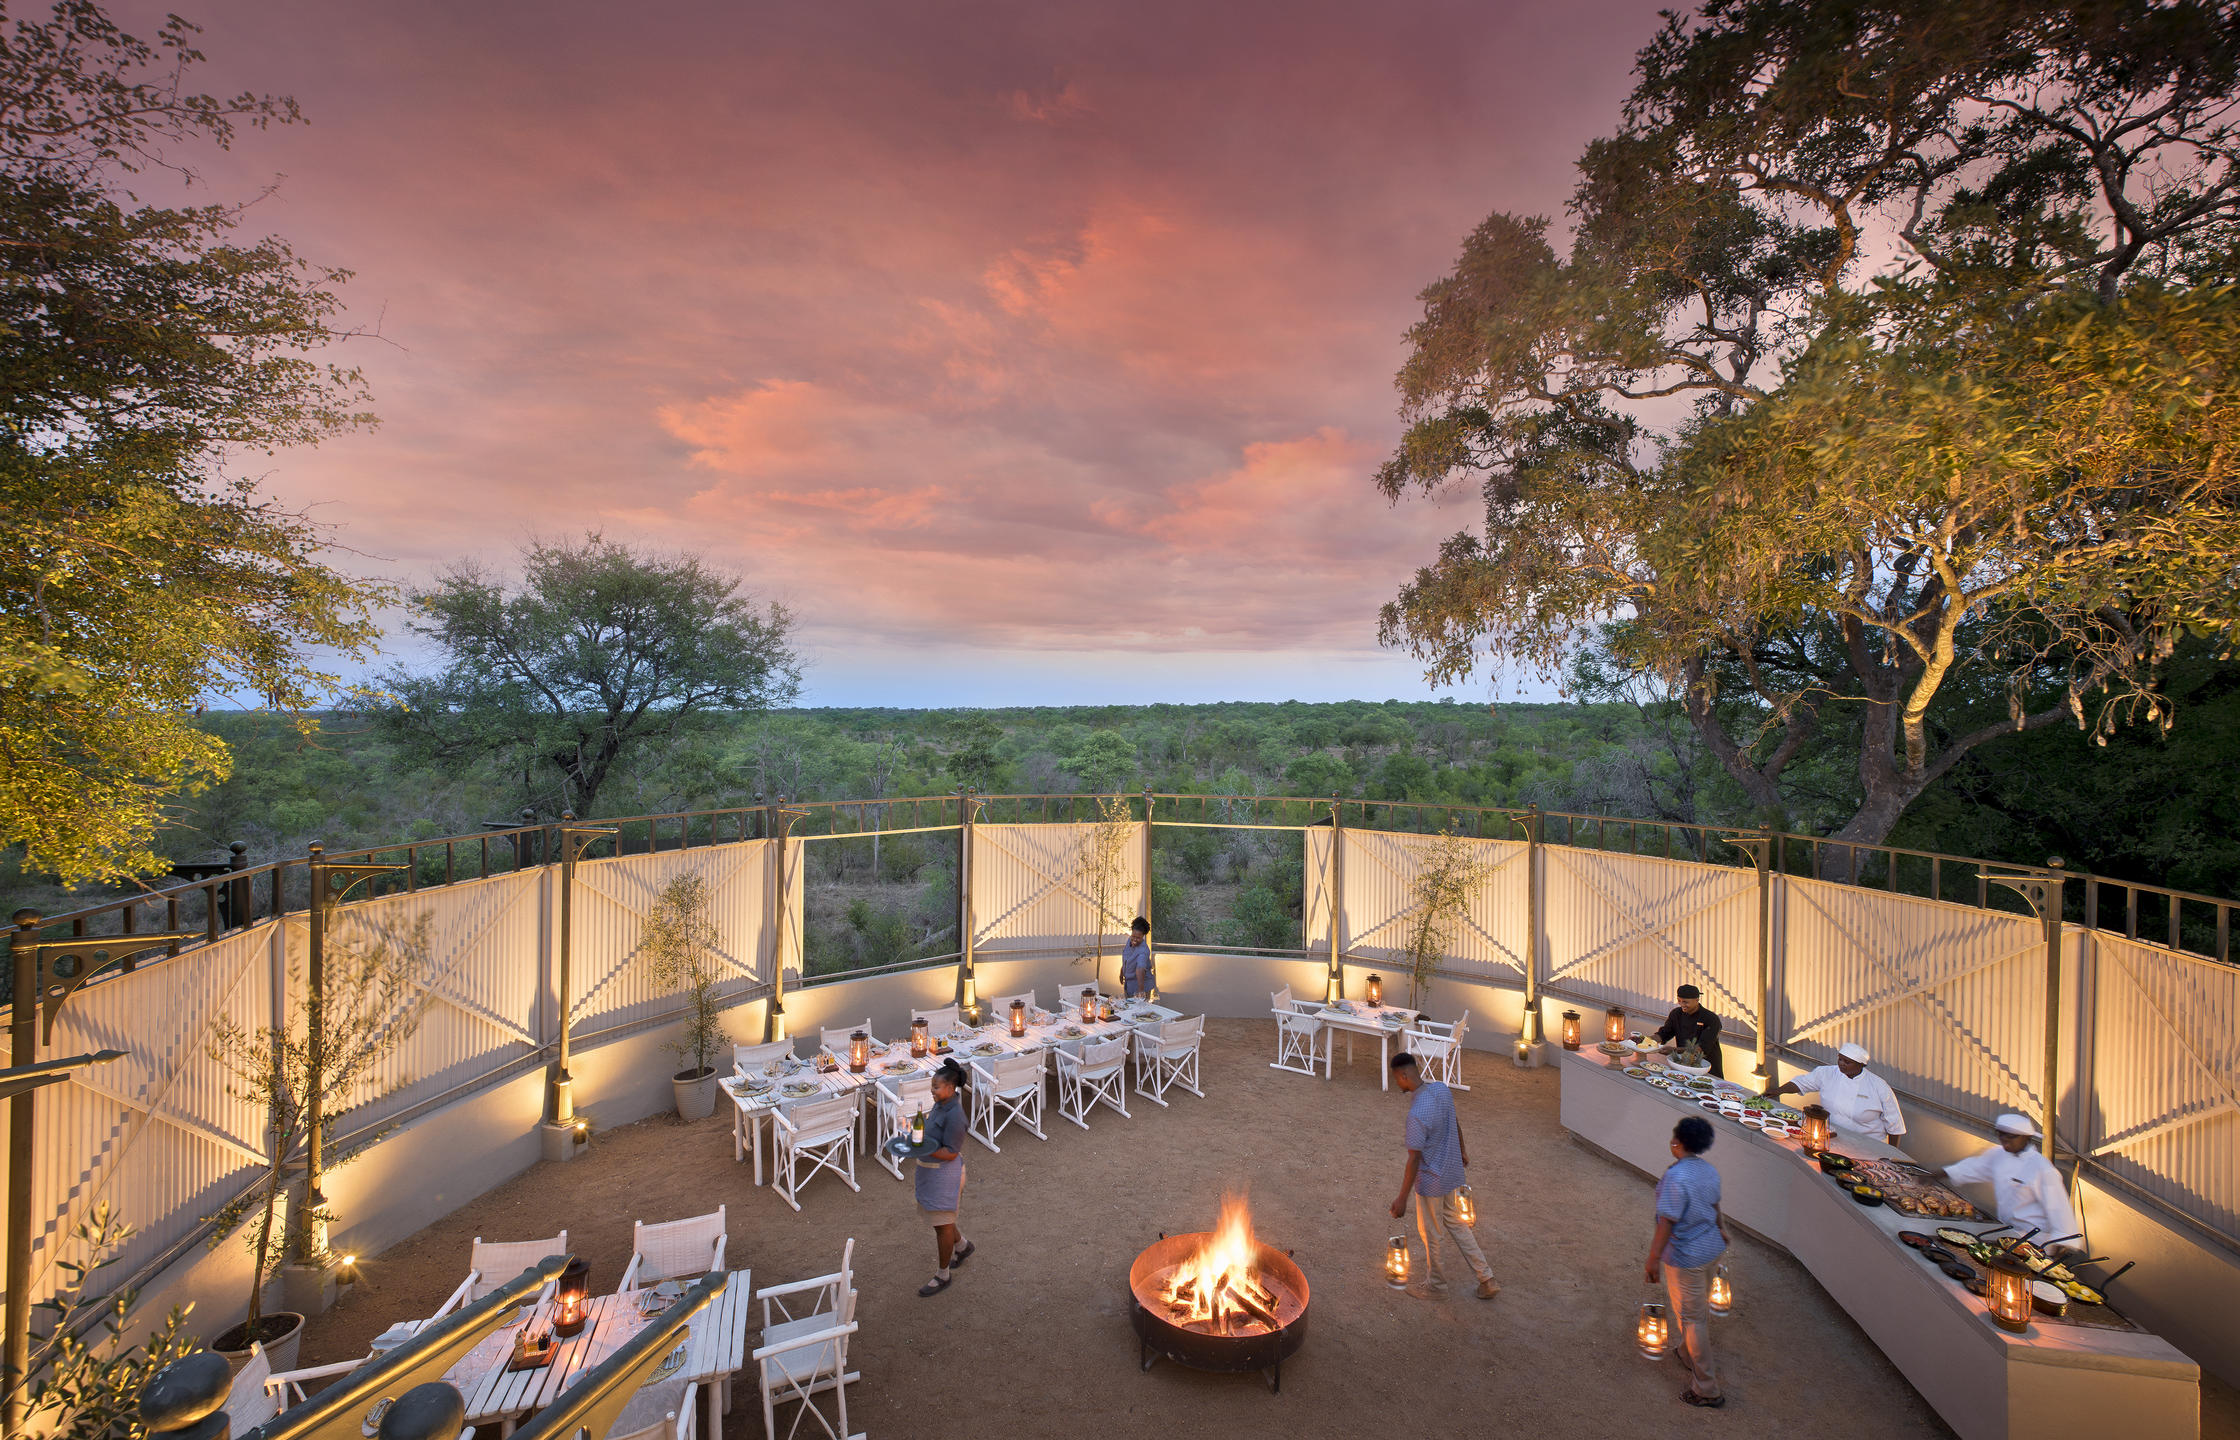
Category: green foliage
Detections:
[
  {"x1": 943, "y1": 712, "x2": 1005, "y2": 791},
  {"x1": 19, "y1": 1204, "x2": 195, "y2": 1440},
  {"x1": 369, "y1": 534, "x2": 802, "y2": 819},
  {"x1": 1064, "y1": 729, "x2": 1138, "y2": 794},
  {"x1": 641, "y1": 874, "x2": 728, "y2": 1078},
  {"x1": 0, "y1": 1, "x2": 384, "y2": 885},
  {"x1": 1400, "y1": 828, "x2": 1491, "y2": 1008},
  {"x1": 1071, "y1": 793, "x2": 1134, "y2": 986},
  {"x1": 205, "y1": 911, "x2": 432, "y2": 1332}
]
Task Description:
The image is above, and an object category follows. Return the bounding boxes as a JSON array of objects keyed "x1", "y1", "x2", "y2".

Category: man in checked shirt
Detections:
[{"x1": 1388, "y1": 1052, "x2": 1500, "y2": 1300}]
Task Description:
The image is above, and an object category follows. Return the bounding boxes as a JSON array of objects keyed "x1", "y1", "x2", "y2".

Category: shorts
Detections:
[{"x1": 920, "y1": 1207, "x2": 959, "y2": 1227}]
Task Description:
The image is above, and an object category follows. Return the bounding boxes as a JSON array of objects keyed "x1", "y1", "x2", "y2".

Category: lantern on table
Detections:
[
  {"x1": 1708, "y1": 1257, "x2": 1734, "y2": 1315},
  {"x1": 1985, "y1": 1252, "x2": 2034, "y2": 1333},
  {"x1": 1365, "y1": 973, "x2": 1383, "y2": 1007},
  {"x1": 1009, "y1": 998, "x2": 1027, "y2": 1037},
  {"x1": 553, "y1": 1256, "x2": 591, "y2": 1337},
  {"x1": 1561, "y1": 1010, "x2": 1582, "y2": 1051},
  {"x1": 1080, "y1": 988, "x2": 1099, "y2": 1023},
  {"x1": 1098, "y1": 993, "x2": 1115, "y2": 1022},
  {"x1": 849, "y1": 1030, "x2": 869, "y2": 1074},
  {"x1": 1635, "y1": 1302, "x2": 1671, "y2": 1359},
  {"x1": 1453, "y1": 1184, "x2": 1477, "y2": 1228},
  {"x1": 1800, "y1": 1104, "x2": 1832, "y2": 1156},
  {"x1": 1385, "y1": 1236, "x2": 1410, "y2": 1289},
  {"x1": 1605, "y1": 1006, "x2": 1628, "y2": 1045},
  {"x1": 910, "y1": 1017, "x2": 929, "y2": 1057}
]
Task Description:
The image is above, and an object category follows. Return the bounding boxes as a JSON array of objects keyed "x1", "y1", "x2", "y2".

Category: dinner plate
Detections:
[{"x1": 1698, "y1": 1099, "x2": 1722, "y2": 1111}]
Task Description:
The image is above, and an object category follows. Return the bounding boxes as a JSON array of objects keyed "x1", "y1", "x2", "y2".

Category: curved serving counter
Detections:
[{"x1": 1557, "y1": 1047, "x2": 2199, "y2": 1440}]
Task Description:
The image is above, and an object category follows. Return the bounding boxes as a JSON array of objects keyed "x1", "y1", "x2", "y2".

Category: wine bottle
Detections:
[{"x1": 910, "y1": 1107, "x2": 926, "y2": 1145}]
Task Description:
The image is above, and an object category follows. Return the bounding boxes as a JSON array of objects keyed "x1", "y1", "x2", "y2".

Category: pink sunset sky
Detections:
[{"x1": 160, "y1": 0, "x2": 1666, "y2": 705}]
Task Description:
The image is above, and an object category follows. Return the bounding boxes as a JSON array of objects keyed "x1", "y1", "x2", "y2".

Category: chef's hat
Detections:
[
  {"x1": 1836, "y1": 1042, "x2": 1871, "y2": 1063},
  {"x1": 1993, "y1": 1112, "x2": 2042, "y2": 1137}
]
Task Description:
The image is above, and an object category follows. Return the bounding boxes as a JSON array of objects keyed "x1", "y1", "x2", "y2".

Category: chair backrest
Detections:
[
  {"x1": 1080, "y1": 1036, "x2": 1128, "y2": 1070},
  {"x1": 820, "y1": 1019, "x2": 876, "y2": 1054},
  {"x1": 1271, "y1": 986, "x2": 1293, "y2": 1013},
  {"x1": 987, "y1": 1053, "x2": 1043, "y2": 1091},
  {"x1": 633, "y1": 1208, "x2": 725, "y2": 1284},
  {"x1": 990, "y1": 990, "x2": 1035, "y2": 1017},
  {"x1": 883, "y1": 1073, "x2": 935, "y2": 1110},
  {"x1": 608, "y1": 1376, "x2": 692, "y2": 1440},
  {"x1": 787, "y1": 1093, "x2": 860, "y2": 1138},
  {"x1": 224, "y1": 1342, "x2": 275, "y2": 1432},
  {"x1": 469, "y1": 1232, "x2": 568, "y2": 1300},
  {"x1": 913, "y1": 1004, "x2": 961, "y2": 1035},
  {"x1": 1161, "y1": 1015, "x2": 1206, "y2": 1045},
  {"x1": 735, "y1": 1039, "x2": 794, "y2": 1073},
  {"x1": 1277, "y1": 1007, "x2": 1319, "y2": 1034},
  {"x1": 1056, "y1": 982, "x2": 1098, "y2": 1014}
]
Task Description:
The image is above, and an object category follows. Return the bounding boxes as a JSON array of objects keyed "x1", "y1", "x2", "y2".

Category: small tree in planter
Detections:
[
  {"x1": 1400, "y1": 827, "x2": 1492, "y2": 1011},
  {"x1": 645, "y1": 873, "x2": 729, "y2": 1120},
  {"x1": 1071, "y1": 794, "x2": 1135, "y2": 992},
  {"x1": 19, "y1": 1204, "x2": 196, "y2": 1440},
  {"x1": 206, "y1": 913, "x2": 431, "y2": 1365}
]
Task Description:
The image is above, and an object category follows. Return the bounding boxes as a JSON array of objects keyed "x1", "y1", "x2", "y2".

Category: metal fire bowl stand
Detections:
[{"x1": 1127, "y1": 1232, "x2": 1310, "y2": 1394}]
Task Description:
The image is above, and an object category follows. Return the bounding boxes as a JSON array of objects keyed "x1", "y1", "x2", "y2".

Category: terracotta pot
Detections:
[
  {"x1": 214, "y1": 1309, "x2": 304, "y2": 1375},
  {"x1": 673, "y1": 1067, "x2": 719, "y2": 1121}
]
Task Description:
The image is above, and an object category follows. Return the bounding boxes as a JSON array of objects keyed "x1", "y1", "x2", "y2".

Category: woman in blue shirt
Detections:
[
  {"x1": 1119, "y1": 917, "x2": 1154, "y2": 998},
  {"x1": 915, "y1": 1059, "x2": 976, "y2": 1296},
  {"x1": 1645, "y1": 1115, "x2": 1727, "y2": 1407}
]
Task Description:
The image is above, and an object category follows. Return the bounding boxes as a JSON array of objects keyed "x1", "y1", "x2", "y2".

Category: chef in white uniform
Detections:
[
  {"x1": 1771, "y1": 1043, "x2": 1906, "y2": 1142},
  {"x1": 1934, "y1": 1113, "x2": 2080, "y2": 1252}
]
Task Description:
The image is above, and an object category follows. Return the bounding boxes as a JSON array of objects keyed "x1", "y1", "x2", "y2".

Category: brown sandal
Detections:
[{"x1": 1681, "y1": 1389, "x2": 1725, "y2": 1408}]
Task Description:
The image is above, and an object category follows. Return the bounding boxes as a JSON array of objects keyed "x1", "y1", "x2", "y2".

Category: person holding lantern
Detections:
[
  {"x1": 1931, "y1": 1114, "x2": 2079, "y2": 1252},
  {"x1": 914, "y1": 1059, "x2": 976, "y2": 1297},
  {"x1": 1645, "y1": 1115, "x2": 1727, "y2": 1408},
  {"x1": 1119, "y1": 916, "x2": 1155, "y2": 999},
  {"x1": 1387, "y1": 1052, "x2": 1499, "y2": 1301},
  {"x1": 1652, "y1": 984, "x2": 1724, "y2": 1078},
  {"x1": 1769, "y1": 1042, "x2": 1905, "y2": 1143}
]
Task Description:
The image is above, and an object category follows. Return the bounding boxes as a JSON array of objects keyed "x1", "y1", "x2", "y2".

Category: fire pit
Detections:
[{"x1": 1128, "y1": 1195, "x2": 1309, "y2": 1393}]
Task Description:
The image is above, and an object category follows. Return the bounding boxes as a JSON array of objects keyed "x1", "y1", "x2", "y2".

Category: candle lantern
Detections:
[
  {"x1": 1080, "y1": 988, "x2": 1099, "y2": 1023},
  {"x1": 1636, "y1": 1302, "x2": 1672, "y2": 1360},
  {"x1": 1708, "y1": 1257, "x2": 1734, "y2": 1316},
  {"x1": 910, "y1": 1017, "x2": 929, "y2": 1057},
  {"x1": 849, "y1": 1029, "x2": 869, "y2": 1073},
  {"x1": 1800, "y1": 1104, "x2": 1832, "y2": 1156},
  {"x1": 553, "y1": 1256, "x2": 591, "y2": 1337},
  {"x1": 1385, "y1": 1236, "x2": 1410, "y2": 1289},
  {"x1": 1561, "y1": 1010, "x2": 1582, "y2": 1051},
  {"x1": 1098, "y1": 993, "x2": 1115, "y2": 1022},
  {"x1": 1605, "y1": 1006, "x2": 1628, "y2": 1045},
  {"x1": 1453, "y1": 1184, "x2": 1477, "y2": 1228},
  {"x1": 1985, "y1": 1252, "x2": 2034, "y2": 1333},
  {"x1": 1366, "y1": 973, "x2": 1383, "y2": 1007},
  {"x1": 1009, "y1": 999, "x2": 1027, "y2": 1037}
]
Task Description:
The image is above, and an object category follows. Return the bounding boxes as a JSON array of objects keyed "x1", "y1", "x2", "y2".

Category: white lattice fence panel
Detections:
[
  {"x1": 1305, "y1": 828, "x2": 1333, "y2": 952},
  {"x1": 1783, "y1": 880, "x2": 2043, "y2": 1128},
  {"x1": 2084, "y1": 933, "x2": 2240, "y2": 1241},
  {"x1": 21, "y1": 923, "x2": 278, "y2": 1312},
  {"x1": 1337, "y1": 830, "x2": 1527, "y2": 979},
  {"x1": 568, "y1": 841, "x2": 774, "y2": 1031},
  {"x1": 1543, "y1": 849, "x2": 1761, "y2": 1033},
  {"x1": 971, "y1": 823, "x2": 1144, "y2": 957}
]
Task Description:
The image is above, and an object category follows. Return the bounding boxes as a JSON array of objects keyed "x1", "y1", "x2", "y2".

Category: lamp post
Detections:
[
  {"x1": 1722, "y1": 829, "x2": 1776, "y2": 1079},
  {"x1": 1980, "y1": 861, "x2": 2068, "y2": 1160},
  {"x1": 302, "y1": 846, "x2": 405, "y2": 1288},
  {"x1": 543, "y1": 816, "x2": 614, "y2": 1161},
  {"x1": 1324, "y1": 798, "x2": 1344, "y2": 1005},
  {"x1": 6, "y1": 916, "x2": 183, "y2": 1439}
]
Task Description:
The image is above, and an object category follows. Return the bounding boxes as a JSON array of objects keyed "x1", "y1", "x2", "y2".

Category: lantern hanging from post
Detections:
[
  {"x1": 553, "y1": 1256, "x2": 591, "y2": 1337},
  {"x1": 1009, "y1": 999, "x2": 1027, "y2": 1037},
  {"x1": 1365, "y1": 974, "x2": 1383, "y2": 1007},
  {"x1": 1605, "y1": 1007, "x2": 1628, "y2": 1045},
  {"x1": 1385, "y1": 1236, "x2": 1410, "y2": 1289},
  {"x1": 1080, "y1": 988, "x2": 1099, "y2": 1023},
  {"x1": 910, "y1": 1017, "x2": 929, "y2": 1057},
  {"x1": 1708, "y1": 1257, "x2": 1734, "y2": 1315},
  {"x1": 1800, "y1": 1104, "x2": 1832, "y2": 1156},
  {"x1": 849, "y1": 1030, "x2": 869, "y2": 1074},
  {"x1": 1636, "y1": 1302, "x2": 1671, "y2": 1359},
  {"x1": 1985, "y1": 1253, "x2": 2034, "y2": 1333},
  {"x1": 1453, "y1": 1184, "x2": 1476, "y2": 1228},
  {"x1": 1561, "y1": 1011, "x2": 1582, "y2": 1051}
]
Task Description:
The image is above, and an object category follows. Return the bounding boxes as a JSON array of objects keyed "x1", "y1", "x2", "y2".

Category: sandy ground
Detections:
[{"x1": 302, "y1": 1018, "x2": 2238, "y2": 1439}]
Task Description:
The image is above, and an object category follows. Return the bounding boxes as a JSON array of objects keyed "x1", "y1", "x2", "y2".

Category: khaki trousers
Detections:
[
  {"x1": 1413, "y1": 1189, "x2": 1491, "y2": 1289},
  {"x1": 1663, "y1": 1259, "x2": 1722, "y2": 1399}
]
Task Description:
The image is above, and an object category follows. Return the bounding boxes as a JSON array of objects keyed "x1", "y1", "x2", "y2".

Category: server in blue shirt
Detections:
[
  {"x1": 914, "y1": 1060, "x2": 977, "y2": 1296},
  {"x1": 1388, "y1": 1052, "x2": 1499, "y2": 1299},
  {"x1": 1119, "y1": 917, "x2": 1155, "y2": 998},
  {"x1": 1645, "y1": 1116, "x2": 1728, "y2": 1407}
]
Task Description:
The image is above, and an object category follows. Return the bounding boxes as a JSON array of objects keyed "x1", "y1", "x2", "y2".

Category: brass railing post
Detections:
[
  {"x1": 543, "y1": 814, "x2": 615, "y2": 1127},
  {"x1": 1982, "y1": 861, "x2": 2068, "y2": 1159},
  {"x1": 1518, "y1": 805, "x2": 1544, "y2": 1044},
  {"x1": 955, "y1": 791, "x2": 979, "y2": 1019},
  {"x1": 765, "y1": 800, "x2": 802, "y2": 1040},
  {"x1": 1721, "y1": 830, "x2": 1776, "y2": 1079},
  {"x1": 1325, "y1": 796, "x2": 1344, "y2": 1004},
  {"x1": 300, "y1": 846, "x2": 402, "y2": 1272}
]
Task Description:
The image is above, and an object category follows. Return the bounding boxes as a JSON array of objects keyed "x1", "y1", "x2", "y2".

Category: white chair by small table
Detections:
[
  {"x1": 1055, "y1": 1036, "x2": 1130, "y2": 1128},
  {"x1": 1134, "y1": 1015, "x2": 1205, "y2": 1106},
  {"x1": 1272, "y1": 1007, "x2": 1329, "y2": 1078},
  {"x1": 873, "y1": 1072, "x2": 936, "y2": 1180},
  {"x1": 620, "y1": 1207, "x2": 726, "y2": 1294},
  {"x1": 607, "y1": 1376, "x2": 698, "y2": 1440},
  {"x1": 772, "y1": 1094, "x2": 862, "y2": 1212},
  {"x1": 1407, "y1": 1009, "x2": 1471, "y2": 1090},
  {"x1": 966, "y1": 1052, "x2": 1047, "y2": 1152}
]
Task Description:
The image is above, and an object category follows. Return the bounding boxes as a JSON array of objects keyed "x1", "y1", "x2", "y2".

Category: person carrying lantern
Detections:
[
  {"x1": 1931, "y1": 1113, "x2": 2079, "y2": 1253},
  {"x1": 1387, "y1": 1051, "x2": 1499, "y2": 1301},
  {"x1": 914, "y1": 1059, "x2": 976, "y2": 1296},
  {"x1": 1769, "y1": 1042, "x2": 1905, "y2": 1143},
  {"x1": 1651, "y1": 984, "x2": 1724, "y2": 1077},
  {"x1": 1645, "y1": 1115, "x2": 1728, "y2": 1408}
]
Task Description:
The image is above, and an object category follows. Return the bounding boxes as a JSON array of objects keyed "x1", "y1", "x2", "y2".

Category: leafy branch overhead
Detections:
[{"x1": 1378, "y1": 0, "x2": 2240, "y2": 854}]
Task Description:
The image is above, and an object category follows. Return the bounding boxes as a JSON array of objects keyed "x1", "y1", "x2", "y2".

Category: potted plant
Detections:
[
  {"x1": 1400, "y1": 826, "x2": 1492, "y2": 1010},
  {"x1": 645, "y1": 874, "x2": 729, "y2": 1120},
  {"x1": 1071, "y1": 794, "x2": 1134, "y2": 992},
  {"x1": 205, "y1": 913, "x2": 431, "y2": 1373}
]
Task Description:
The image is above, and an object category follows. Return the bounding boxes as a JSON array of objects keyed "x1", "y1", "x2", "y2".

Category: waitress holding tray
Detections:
[{"x1": 913, "y1": 1059, "x2": 976, "y2": 1296}]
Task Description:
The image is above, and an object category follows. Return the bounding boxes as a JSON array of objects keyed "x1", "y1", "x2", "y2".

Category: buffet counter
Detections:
[{"x1": 1557, "y1": 1047, "x2": 2198, "y2": 1440}]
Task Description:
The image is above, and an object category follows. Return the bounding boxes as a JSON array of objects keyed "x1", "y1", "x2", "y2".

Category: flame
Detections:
[{"x1": 1161, "y1": 1193, "x2": 1277, "y2": 1332}]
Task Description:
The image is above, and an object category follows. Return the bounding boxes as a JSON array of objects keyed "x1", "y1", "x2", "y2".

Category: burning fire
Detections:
[{"x1": 1161, "y1": 1193, "x2": 1283, "y2": 1334}]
